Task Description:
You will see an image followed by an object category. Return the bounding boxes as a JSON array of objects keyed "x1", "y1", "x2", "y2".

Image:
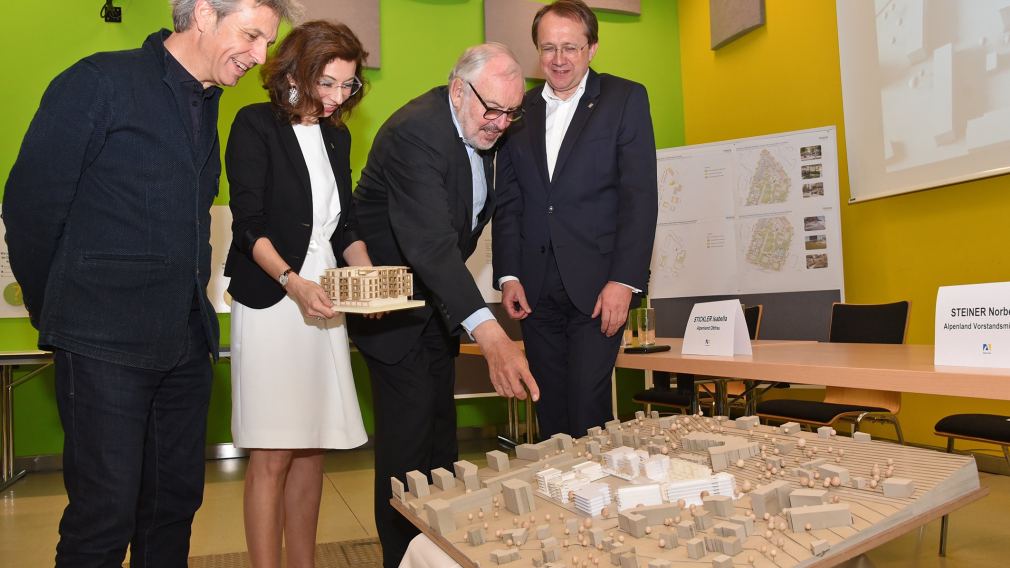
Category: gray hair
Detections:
[
  {"x1": 171, "y1": 0, "x2": 303, "y2": 32},
  {"x1": 448, "y1": 42, "x2": 522, "y2": 85}
]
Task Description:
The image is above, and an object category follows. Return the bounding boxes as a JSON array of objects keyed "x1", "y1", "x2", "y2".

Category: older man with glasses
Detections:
[
  {"x1": 493, "y1": 0, "x2": 659, "y2": 439},
  {"x1": 348, "y1": 42, "x2": 539, "y2": 568}
]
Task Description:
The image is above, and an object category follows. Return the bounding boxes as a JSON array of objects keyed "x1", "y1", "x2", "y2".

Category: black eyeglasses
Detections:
[{"x1": 468, "y1": 82, "x2": 524, "y2": 122}]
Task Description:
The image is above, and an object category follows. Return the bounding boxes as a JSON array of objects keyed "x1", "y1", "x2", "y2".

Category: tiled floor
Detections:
[{"x1": 2, "y1": 440, "x2": 1008, "y2": 567}]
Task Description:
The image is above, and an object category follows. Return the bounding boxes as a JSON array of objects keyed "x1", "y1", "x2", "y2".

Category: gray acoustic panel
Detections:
[
  {"x1": 651, "y1": 290, "x2": 842, "y2": 342},
  {"x1": 587, "y1": 0, "x2": 641, "y2": 15},
  {"x1": 485, "y1": 0, "x2": 545, "y2": 80},
  {"x1": 709, "y1": 0, "x2": 765, "y2": 50},
  {"x1": 300, "y1": 0, "x2": 381, "y2": 68}
]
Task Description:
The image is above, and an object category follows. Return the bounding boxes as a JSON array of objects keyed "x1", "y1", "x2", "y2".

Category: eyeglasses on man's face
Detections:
[
  {"x1": 468, "y1": 82, "x2": 524, "y2": 122},
  {"x1": 538, "y1": 43, "x2": 588, "y2": 60},
  {"x1": 317, "y1": 77, "x2": 363, "y2": 97}
]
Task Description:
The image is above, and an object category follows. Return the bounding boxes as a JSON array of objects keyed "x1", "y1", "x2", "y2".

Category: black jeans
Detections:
[{"x1": 54, "y1": 312, "x2": 212, "y2": 567}]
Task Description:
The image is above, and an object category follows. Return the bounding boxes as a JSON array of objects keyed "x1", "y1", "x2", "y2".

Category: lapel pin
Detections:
[{"x1": 588, "y1": 102, "x2": 594, "y2": 108}]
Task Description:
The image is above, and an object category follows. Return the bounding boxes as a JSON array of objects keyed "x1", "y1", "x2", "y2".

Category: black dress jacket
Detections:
[
  {"x1": 224, "y1": 102, "x2": 359, "y2": 309},
  {"x1": 3, "y1": 30, "x2": 220, "y2": 370},
  {"x1": 493, "y1": 69, "x2": 659, "y2": 315},
  {"x1": 349, "y1": 87, "x2": 494, "y2": 365}
]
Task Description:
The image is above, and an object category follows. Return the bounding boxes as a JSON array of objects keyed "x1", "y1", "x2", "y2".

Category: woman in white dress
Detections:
[{"x1": 224, "y1": 21, "x2": 372, "y2": 568}]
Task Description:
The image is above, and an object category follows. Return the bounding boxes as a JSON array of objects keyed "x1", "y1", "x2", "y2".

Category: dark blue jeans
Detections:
[{"x1": 54, "y1": 312, "x2": 212, "y2": 567}]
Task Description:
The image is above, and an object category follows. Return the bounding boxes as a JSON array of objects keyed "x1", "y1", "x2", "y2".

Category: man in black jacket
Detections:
[
  {"x1": 493, "y1": 0, "x2": 659, "y2": 439},
  {"x1": 349, "y1": 43, "x2": 539, "y2": 568},
  {"x1": 1, "y1": 1, "x2": 295, "y2": 565}
]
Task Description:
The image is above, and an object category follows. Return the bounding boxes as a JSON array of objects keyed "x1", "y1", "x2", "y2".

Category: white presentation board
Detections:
[
  {"x1": 0, "y1": 218, "x2": 29, "y2": 318},
  {"x1": 649, "y1": 126, "x2": 844, "y2": 300},
  {"x1": 837, "y1": 0, "x2": 1010, "y2": 202}
]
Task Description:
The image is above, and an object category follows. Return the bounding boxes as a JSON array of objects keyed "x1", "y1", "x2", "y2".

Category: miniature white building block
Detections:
[
  {"x1": 658, "y1": 531, "x2": 678, "y2": 548},
  {"x1": 693, "y1": 509, "x2": 714, "y2": 530},
  {"x1": 714, "y1": 521, "x2": 746, "y2": 540},
  {"x1": 784, "y1": 503, "x2": 853, "y2": 531},
  {"x1": 681, "y1": 431, "x2": 760, "y2": 472},
  {"x1": 490, "y1": 548, "x2": 520, "y2": 564},
  {"x1": 486, "y1": 450, "x2": 510, "y2": 472},
  {"x1": 734, "y1": 416, "x2": 759, "y2": 430},
  {"x1": 467, "y1": 526, "x2": 487, "y2": 545},
  {"x1": 775, "y1": 439, "x2": 797, "y2": 454},
  {"x1": 703, "y1": 495, "x2": 735, "y2": 517},
  {"x1": 425, "y1": 499, "x2": 455, "y2": 535},
  {"x1": 853, "y1": 431, "x2": 872, "y2": 442},
  {"x1": 320, "y1": 266, "x2": 413, "y2": 307},
  {"x1": 727, "y1": 515, "x2": 754, "y2": 536},
  {"x1": 789, "y1": 488, "x2": 827, "y2": 507},
  {"x1": 749, "y1": 480, "x2": 791, "y2": 518},
  {"x1": 609, "y1": 546, "x2": 635, "y2": 565},
  {"x1": 851, "y1": 477, "x2": 869, "y2": 489},
  {"x1": 986, "y1": 51, "x2": 999, "y2": 72},
  {"x1": 810, "y1": 538, "x2": 831, "y2": 555},
  {"x1": 431, "y1": 467, "x2": 455, "y2": 490},
  {"x1": 676, "y1": 520, "x2": 696, "y2": 539},
  {"x1": 712, "y1": 554, "x2": 734, "y2": 568},
  {"x1": 453, "y1": 460, "x2": 480, "y2": 491},
  {"x1": 779, "y1": 422, "x2": 801, "y2": 435},
  {"x1": 685, "y1": 537, "x2": 706, "y2": 559},
  {"x1": 619, "y1": 551, "x2": 639, "y2": 568},
  {"x1": 618, "y1": 512, "x2": 649, "y2": 538},
  {"x1": 406, "y1": 470, "x2": 430, "y2": 498},
  {"x1": 542, "y1": 543, "x2": 562, "y2": 564},
  {"x1": 502, "y1": 527, "x2": 529, "y2": 546},
  {"x1": 882, "y1": 477, "x2": 916, "y2": 498},
  {"x1": 501, "y1": 479, "x2": 537, "y2": 515},
  {"x1": 817, "y1": 426, "x2": 835, "y2": 438},
  {"x1": 765, "y1": 456, "x2": 784, "y2": 469},
  {"x1": 550, "y1": 433, "x2": 574, "y2": 452},
  {"x1": 648, "y1": 560, "x2": 672, "y2": 568},
  {"x1": 516, "y1": 443, "x2": 551, "y2": 461},
  {"x1": 589, "y1": 528, "x2": 607, "y2": 547},
  {"x1": 818, "y1": 464, "x2": 850, "y2": 485},
  {"x1": 635, "y1": 410, "x2": 646, "y2": 420},
  {"x1": 703, "y1": 534, "x2": 741, "y2": 556},
  {"x1": 391, "y1": 477, "x2": 405, "y2": 502}
]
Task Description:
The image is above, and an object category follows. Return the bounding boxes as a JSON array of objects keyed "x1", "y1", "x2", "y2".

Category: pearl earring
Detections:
[{"x1": 288, "y1": 86, "x2": 299, "y2": 105}]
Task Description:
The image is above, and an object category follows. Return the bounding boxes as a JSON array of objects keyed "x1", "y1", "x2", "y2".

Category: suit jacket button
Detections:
[
  {"x1": 547, "y1": 205, "x2": 554, "y2": 214},
  {"x1": 540, "y1": 246, "x2": 546, "y2": 253}
]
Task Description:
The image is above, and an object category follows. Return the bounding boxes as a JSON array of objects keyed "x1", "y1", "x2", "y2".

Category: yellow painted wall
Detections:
[{"x1": 678, "y1": 0, "x2": 1010, "y2": 450}]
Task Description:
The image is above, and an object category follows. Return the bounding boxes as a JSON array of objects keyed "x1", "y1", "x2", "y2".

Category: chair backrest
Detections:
[
  {"x1": 743, "y1": 305, "x2": 763, "y2": 340},
  {"x1": 828, "y1": 301, "x2": 909, "y2": 344},
  {"x1": 824, "y1": 301, "x2": 910, "y2": 412}
]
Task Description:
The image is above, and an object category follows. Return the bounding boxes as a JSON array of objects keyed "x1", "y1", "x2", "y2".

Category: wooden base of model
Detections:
[
  {"x1": 391, "y1": 413, "x2": 982, "y2": 568},
  {"x1": 320, "y1": 266, "x2": 424, "y2": 314}
]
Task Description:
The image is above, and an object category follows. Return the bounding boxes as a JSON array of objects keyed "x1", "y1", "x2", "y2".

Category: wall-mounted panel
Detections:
[
  {"x1": 484, "y1": 0, "x2": 544, "y2": 79},
  {"x1": 709, "y1": 0, "x2": 765, "y2": 50},
  {"x1": 301, "y1": 0, "x2": 381, "y2": 68},
  {"x1": 587, "y1": 0, "x2": 641, "y2": 15}
]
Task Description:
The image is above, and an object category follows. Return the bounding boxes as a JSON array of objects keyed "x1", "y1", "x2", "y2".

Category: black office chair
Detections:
[
  {"x1": 696, "y1": 305, "x2": 764, "y2": 415},
  {"x1": 756, "y1": 301, "x2": 909, "y2": 444},
  {"x1": 632, "y1": 305, "x2": 763, "y2": 415},
  {"x1": 933, "y1": 413, "x2": 1010, "y2": 556}
]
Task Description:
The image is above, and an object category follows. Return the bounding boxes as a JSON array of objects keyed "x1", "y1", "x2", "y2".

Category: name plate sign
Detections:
[
  {"x1": 935, "y1": 282, "x2": 1010, "y2": 368},
  {"x1": 682, "y1": 300, "x2": 753, "y2": 356}
]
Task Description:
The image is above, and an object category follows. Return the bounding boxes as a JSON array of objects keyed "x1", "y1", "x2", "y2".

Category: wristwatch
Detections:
[{"x1": 278, "y1": 268, "x2": 294, "y2": 287}]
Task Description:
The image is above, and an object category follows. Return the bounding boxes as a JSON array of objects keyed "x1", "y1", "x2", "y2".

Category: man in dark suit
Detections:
[
  {"x1": 493, "y1": 0, "x2": 658, "y2": 439},
  {"x1": 349, "y1": 43, "x2": 539, "y2": 568},
  {"x1": 1, "y1": 1, "x2": 294, "y2": 565}
]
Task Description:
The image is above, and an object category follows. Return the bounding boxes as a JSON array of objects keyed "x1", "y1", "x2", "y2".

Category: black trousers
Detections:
[
  {"x1": 54, "y1": 310, "x2": 212, "y2": 568},
  {"x1": 362, "y1": 317, "x2": 458, "y2": 568},
  {"x1": 522, "y1": 251, "x2": 625, "y2": 439}
]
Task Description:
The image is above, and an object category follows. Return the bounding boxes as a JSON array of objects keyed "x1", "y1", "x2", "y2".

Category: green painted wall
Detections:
[{"x1": 0, "y1": 1, "x2": 683, "y2": 457}]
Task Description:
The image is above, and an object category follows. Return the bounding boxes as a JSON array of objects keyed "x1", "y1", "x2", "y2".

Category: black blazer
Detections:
[
  {"x1": 224, "y1": 102, "x2": 359, "y2": 309},
  {"x1": 3, "y1": 30, "x2": 220, "y2": 370},
  {"x1": 493, "y1": 70, "x2": 659, "y2": 315},
  {"x1": 348, "y1": 87, "x2": 494, "y2": 365}
]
